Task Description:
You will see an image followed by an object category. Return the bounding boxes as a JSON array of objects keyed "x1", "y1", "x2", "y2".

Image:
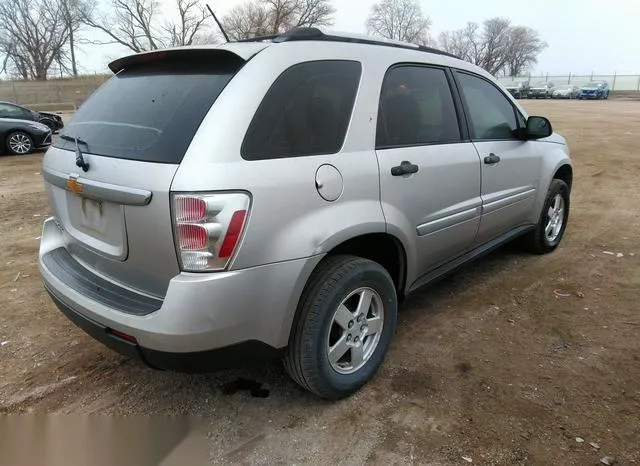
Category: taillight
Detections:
[{"x1": 172, "y1": 192, "x2": 250, "y2": 272}]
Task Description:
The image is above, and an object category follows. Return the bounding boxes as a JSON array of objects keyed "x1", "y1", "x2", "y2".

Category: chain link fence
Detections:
[
  {"x1": 496, "y1": 73, "x2": 640, "y2": 91},
  {"x1": 1, "y1": 72, "x2": 639, "y2": 112},
  {"x1": 0, "y1": 74, "x2": 109, "y2": 111}
]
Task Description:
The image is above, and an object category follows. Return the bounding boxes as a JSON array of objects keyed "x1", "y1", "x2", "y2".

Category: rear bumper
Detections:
[
  {"x1": 39, "y1": 217, "x2": 323, "y2": 370},
  {"x1": 45, "y1": 286, "x2": 282, "y2": 372}
]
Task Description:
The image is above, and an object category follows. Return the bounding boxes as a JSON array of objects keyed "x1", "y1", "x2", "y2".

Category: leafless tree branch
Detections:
[
  {"x1": 366, "y1": 0, "x2": 431, "y2": 46},
  {"x1": 222, "y1": 0, "x2": 335, "y2": 41},
  {"x1": 162, "y1": 0, "x2": 208, "y2": 47},
  {"x1": 0, "y1": 0, "x2": 73, "y2": 79},
  {"x1": 439, "y1": 18, "x2": 547, "y2": 76},
  {"x1": 81, "y1": 0, "x2": 211, "y2": 53}
]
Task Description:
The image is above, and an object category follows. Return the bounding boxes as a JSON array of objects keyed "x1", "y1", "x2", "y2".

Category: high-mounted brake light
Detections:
[{"x1": 172, "y1": 193, "x2": 250, "y2": 272}]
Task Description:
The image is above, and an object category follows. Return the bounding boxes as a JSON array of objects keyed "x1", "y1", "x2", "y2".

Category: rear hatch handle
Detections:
[{"x1": 42, "y1": 167, "x2": 152, "y2": 206}]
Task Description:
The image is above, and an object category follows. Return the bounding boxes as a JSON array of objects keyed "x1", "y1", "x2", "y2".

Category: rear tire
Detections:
[
  {"x1": 284, "y1": 255, "x2": 397, "y2": 400},
  {"x1": 6, "y1": 131, "x2": 33, "y2": 155},
  {"x1": 523, "y1": 179, "x2": 570, "y2": 254}
]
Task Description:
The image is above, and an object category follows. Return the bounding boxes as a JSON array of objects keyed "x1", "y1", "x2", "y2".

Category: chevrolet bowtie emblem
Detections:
[{"x1": 66, "y1": 175, "x2": 84, "y2": 194}]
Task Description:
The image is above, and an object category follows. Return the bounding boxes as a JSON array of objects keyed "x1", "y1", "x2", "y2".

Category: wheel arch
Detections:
[
  {"x1": 553, "y1": 163, "x2": 573, "y2": 192},
  {"x1": 531, "y1": 150, "x2": 573, "y2": 223},
  {"x1": 282, "y1": 232, "x2": 408, "y2": 347},
  {"x1": 326, "y1": 232, "x2": 407, "y2": 299}
]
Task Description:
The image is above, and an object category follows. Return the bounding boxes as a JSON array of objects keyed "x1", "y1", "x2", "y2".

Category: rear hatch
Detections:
[{"x1": 42, "y1": 49, "x2": 250, "y2": 298}]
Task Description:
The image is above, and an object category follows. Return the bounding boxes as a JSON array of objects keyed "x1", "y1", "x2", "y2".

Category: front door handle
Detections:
[
  {"x1": 391, "y1": 161, "x2": 419, "y2": 176},
  {"x1": 484, "y1": 153, "x2": 501, "y2": 165}
]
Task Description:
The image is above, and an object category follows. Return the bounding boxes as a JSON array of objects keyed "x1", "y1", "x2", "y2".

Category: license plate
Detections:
[{"x1": 80, "y1": 197, "x2": 104, "y2": 233}]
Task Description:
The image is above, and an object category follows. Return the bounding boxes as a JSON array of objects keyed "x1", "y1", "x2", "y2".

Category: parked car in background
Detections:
[
  {"x1": 552, "y1": 85, "x2": 580, "y2": 99},
  {"x1": 504, "y1": 80, "x2": 530, "y2": 98},
  {"x1": 579, "y1": 81, "x2": 610, "y2": 99},
  {"x1": 529, "y1": 81, "x2": 555, "y2": 98},
  {"x1": 1, "y1": 118, "x2": 52, "y2": 155},
  {"x1": 0, "y1": 101, "x2": 64, "y2": 132},
  {"x1": 38, "y1": 28, "x2": 573, "y2": 400}
]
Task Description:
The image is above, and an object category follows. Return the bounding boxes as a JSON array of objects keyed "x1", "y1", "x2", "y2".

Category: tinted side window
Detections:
[
  {"x1": 456, "y1": 72, "x2": 518, "y2": 140},
  {"x1": 0, "y1": 103, "x2": 28, "y2": 119},
  {"x1": 0, "y1": 104, "x2": 11, "y2": 118},
  {"x1": 242, "y1": 60, "x2": 361, "y2": 160},
  {"x1": 377, "y1": 66, "x2": 460, "y2": 148}
]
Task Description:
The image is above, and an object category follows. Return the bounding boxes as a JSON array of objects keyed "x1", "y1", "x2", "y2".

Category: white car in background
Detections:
[{"x1": 552, "y1": 85, "x2": 580, "y2": 99}]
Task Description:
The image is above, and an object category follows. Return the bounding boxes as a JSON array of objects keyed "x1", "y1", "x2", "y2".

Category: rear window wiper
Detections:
[
  {"x1": 59, "y1": 134, "x2": 90, "y2": 172},
  {"x1": 59, "y1": 134, "x2": 89, "y2": 146}
]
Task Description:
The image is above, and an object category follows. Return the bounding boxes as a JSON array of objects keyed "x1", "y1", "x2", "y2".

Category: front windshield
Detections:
[
  {"x1": 586, "y1": 82, "x2": 601, "y2": 87},
  {"x1": 556, "y1": 85, "x2": 571, "y2": 90}
]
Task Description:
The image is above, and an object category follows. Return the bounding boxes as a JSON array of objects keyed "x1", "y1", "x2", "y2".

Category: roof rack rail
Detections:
[
  {"x1": 235, "y1": 34, "x2": 280, "y2": 43},
  {"x1": 234, "y1": 27, "x2": 460, "y2": 59}
]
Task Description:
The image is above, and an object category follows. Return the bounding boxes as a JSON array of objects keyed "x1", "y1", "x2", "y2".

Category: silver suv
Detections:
[{"x1": 39, "y1": 28, "x2": 572, "y2": 399}]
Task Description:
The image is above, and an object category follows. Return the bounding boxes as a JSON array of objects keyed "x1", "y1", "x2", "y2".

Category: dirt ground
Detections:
[{"x1": 0, "y1": 101, "x2": 639, "y2": 465}]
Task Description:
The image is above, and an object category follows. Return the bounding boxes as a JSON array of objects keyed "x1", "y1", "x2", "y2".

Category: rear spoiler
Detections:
[{"x1": 108, "y1": 44, "x2": 268, "y2": 74}]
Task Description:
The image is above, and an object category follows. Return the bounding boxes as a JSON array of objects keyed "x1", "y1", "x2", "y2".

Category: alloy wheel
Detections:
[
  {"x1": 8, "y1": 133, "x2": 32, "y2": 154},
  {"x1": 326, "y1": 287, "x2": 384, "y2": 374},
  {"x1": 545, "y1": 193, "x2": 565, "y2": 243}
]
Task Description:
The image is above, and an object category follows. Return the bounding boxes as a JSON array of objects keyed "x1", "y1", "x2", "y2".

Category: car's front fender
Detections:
[{"x1": 530, "y1": 141, "x2": 572, "y2": 223}]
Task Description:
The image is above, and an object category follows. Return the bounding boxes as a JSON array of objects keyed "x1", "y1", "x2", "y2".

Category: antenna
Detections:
[{"x1": 206, "y1": 4, "x2": 230, "y2": 43}]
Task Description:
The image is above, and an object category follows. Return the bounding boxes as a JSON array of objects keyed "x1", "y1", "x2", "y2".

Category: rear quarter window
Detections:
[
  {"x1": 241, "y1": 60, "x2": 362, "y2": 161},
  {"x1": 54, "y1": 60, "x2": 239, "y2": 164}
]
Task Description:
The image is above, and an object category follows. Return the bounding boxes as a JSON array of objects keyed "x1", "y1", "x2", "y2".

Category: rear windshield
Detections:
[{"x1": 54, "y1": 60, "x2": 239, "y2": 163}]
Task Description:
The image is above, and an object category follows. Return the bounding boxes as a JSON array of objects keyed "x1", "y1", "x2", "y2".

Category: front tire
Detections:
[
  {"x1": 284, "y1": 255, "x2": 397, "y2": 400},
  {"x1": 523, "y1": 179, "x2": 570, "y2": 254},
  {"x1": 6, "y1": 131, "x2": 33, "y2": 155}
]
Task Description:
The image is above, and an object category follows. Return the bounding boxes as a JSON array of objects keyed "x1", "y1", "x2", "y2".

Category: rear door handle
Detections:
[
  {"x1": 484, "y1": 153, "x2": 501, "y2": 165},
  {"x1": 391, "y1": 161, "x2": 419, "y2": 176}
]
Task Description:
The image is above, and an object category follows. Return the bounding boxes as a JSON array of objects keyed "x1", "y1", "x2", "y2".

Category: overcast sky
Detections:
[{"x1": 77, "y1": 0, "x2": 640, "y2": 76}]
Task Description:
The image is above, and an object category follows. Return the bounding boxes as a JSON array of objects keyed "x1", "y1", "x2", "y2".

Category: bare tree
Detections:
[
  {"x1": 439, "y1": 23, "x2": 479, "y2": 62},
  {"x1": 366, "y1": 0, "x2": 431, "y2": 45},
  {"x1": 61, "y1": 0, "x2": 94, "y2": 76},
  {"x1": 82, "y1": 0, "x2": 210, "y2": 53},
  {"x1": 439, "y1": 18, "x2": 546, "y2": 76},
  {"x1": 163, "y1": 0, "x2": 209, "y2": 47},
  {"x1": 0, "y1": 0, "x2": 72, "y2": 80},
  {"x1": 82, "y1": 0, "x2": 160, "y2": 52},
  {"x1": 222, "y1": 0, "x2": 335, "y2": 40},
  {"x1": 480, "y1": 18, "x2": 511, "y2": 76},
  {"x1": 505, "y1": 26, "x2": 547, "y2": 76},
  {"x1": 223, "y1": 1, "x2": 271, "y2": 40},
  {"x1": 266, "y1": 0, "x2": 335, "y2": 32}
]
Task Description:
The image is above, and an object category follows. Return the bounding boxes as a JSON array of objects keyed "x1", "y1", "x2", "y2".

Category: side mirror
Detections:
[{"x1": 525, "y1": 116, "x2": 552, "y2": 139}]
